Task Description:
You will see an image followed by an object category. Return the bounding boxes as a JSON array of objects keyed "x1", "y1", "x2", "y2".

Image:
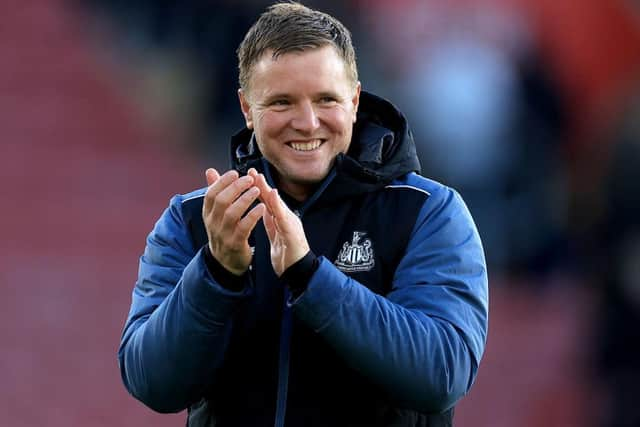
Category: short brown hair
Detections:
[{"x1": 237, "y1": 2, "x2": 358, "y2": 91}]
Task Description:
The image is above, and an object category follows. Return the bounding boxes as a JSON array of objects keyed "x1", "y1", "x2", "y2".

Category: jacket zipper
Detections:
[{"x1": 265, "y1": 158, "x2": 336, "y2": 427}]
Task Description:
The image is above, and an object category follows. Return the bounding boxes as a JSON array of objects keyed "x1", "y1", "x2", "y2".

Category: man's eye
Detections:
[
  {"x1": 271, "y1": 99, "x2": 289, "y2": 106},
  {"x1": 319, "y1": 97, "x2": 337, "y2": 103}
]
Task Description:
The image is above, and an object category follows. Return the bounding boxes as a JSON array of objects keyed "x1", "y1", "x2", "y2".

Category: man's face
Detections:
[{"x1": 239, "y1": 45, "x2": 360, "y2": 200}]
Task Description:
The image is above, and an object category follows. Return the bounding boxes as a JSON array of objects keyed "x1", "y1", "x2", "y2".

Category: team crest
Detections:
[{"x1": 335, "y1": 231, "x2": 375, "y2": 272}]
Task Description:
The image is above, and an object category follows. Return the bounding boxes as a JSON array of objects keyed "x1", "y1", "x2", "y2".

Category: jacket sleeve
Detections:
[
  {"x1": 117, "y1": 194, "x2": 251, "y2": 413},
  {"x1": 291, "y1": 186, "x2": 488, "y2": 413}
]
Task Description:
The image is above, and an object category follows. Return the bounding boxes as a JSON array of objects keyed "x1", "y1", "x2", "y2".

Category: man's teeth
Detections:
[{"x1": 290, "y1": 140, "x2": 321, "y2": 151}]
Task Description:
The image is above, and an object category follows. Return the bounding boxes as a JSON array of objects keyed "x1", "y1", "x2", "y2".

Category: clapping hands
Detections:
[
  {"x1": 248, "y1": 168, "x2": 310, "y2": 277},
  {"x1": 203, "y1": 167, "x2": 310, "y2": 278}
]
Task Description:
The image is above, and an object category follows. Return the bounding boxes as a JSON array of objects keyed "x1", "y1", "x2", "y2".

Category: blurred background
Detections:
[{"x1": 1, "y1": 0, "x2": 639, "y2": 425}]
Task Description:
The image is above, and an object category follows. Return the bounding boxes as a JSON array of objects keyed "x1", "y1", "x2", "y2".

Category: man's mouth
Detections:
[{"x1": 287, "y1": 139, "x2": 323, "y2": 152}]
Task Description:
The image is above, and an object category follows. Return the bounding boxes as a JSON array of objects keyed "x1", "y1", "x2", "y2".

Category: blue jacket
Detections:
[{"x1": 118, "y1": 92, "x2": 488, "y2": 426}]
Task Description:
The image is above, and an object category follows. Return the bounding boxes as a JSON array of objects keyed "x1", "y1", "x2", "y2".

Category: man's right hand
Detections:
[{"x1": 203, "y1": 168, "x2": 265, "y2": 276}]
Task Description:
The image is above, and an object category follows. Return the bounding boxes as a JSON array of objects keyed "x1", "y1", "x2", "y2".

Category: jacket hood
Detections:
[{"x1": 229, "y1": 91, "x2": 421, "y2": 202}]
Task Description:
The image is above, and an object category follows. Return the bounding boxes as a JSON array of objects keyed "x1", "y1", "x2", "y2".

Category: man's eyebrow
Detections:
[
  {"x1": 262, "y1": 92, "x2": 292, "y2": 102},
  {"x1": 259, "y1": 91, "x2": 342, "y2": 104},
  {"x1": 316, "y1": 91, "x2": 339, "y2": 98}
]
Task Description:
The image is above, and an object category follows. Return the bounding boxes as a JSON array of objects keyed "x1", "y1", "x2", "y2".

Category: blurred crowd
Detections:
[{"x1": 80, "y1": 0, "x2": 640, "y2": 425}]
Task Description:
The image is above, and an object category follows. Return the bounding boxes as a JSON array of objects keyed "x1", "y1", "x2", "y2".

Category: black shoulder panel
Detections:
[{"x1": 304, "y1": 185, "x2": 429, "y2": 296}]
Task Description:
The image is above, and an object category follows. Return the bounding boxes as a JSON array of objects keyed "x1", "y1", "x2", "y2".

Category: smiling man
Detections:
[{"x1": 118, "y1": 3, "x2": 488, "y2": 427}]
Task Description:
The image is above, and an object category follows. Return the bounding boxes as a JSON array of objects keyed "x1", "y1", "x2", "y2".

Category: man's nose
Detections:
[{"x1": 291, "y1": 101, "x2": 320, "y2": 133}]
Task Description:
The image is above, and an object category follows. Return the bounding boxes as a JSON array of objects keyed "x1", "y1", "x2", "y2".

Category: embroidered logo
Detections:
[{"x1": 335, "y1": 231, "x2": 375, "y2": 272}]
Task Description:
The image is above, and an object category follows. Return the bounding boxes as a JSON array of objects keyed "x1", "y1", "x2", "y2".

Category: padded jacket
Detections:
[{"x1": 118, "y1": 91, "x2": 489, "y2": 426}]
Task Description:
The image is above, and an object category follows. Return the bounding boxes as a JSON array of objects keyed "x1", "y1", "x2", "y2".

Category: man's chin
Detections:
[
  {"x1": 290, "y1": 171, "x2": 329, "y2": 185},
  {"x1": 281, "y1": 165, "x2": 331, "y2": 184}
]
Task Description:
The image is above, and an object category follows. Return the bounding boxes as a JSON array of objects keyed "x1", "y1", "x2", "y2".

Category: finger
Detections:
[
  {"x1": 221, "y1": 186, "x2": 261, "y2": 229},
  {"x1": 213, "y1": 175, "x2": 255, "y2": 215},
  {"x1": 205, "y1": 168, "x2": 220, "y2": 186},
  {"x1": 253, "y1": 173, "x2": 275, "y2": 207},
  {"x1": 263, "y1": 209, "x2": 277, "y2": 243},
  {"x1": 257, "y1": 182, "x2": 278, "y2": 216},
  {"x1": 204, "y1": 170, "x2": 239, "y2": 214},
  {"x1": 269, "y1": 189, "x2": 289, "y2": 221},
  {"x1": 203, "y1": 168, "x2": 220, "y2": 214},
  {"x1": 236, "y1": 203, "x2": 266, "y2": 241},
  {"x1": 244, "y1": 169, "x2": 272, "y2": 205}
]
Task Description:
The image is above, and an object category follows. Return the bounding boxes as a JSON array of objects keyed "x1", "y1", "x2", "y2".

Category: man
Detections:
[{"x1": 118, "y1": 3, "x2": 488, "y2": 426}]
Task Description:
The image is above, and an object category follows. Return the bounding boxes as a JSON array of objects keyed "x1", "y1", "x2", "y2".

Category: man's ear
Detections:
[
  {"x1": 351, "y1": 82, "x2": 361, "y2": 123},
  {"x1": 238, "y1": 89, "x2": 253, "y2": 129}
]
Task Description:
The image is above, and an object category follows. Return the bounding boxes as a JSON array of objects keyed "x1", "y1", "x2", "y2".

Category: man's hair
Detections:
[{"x1": 237, "y1": 2, "x2": 358, "y2": 91}]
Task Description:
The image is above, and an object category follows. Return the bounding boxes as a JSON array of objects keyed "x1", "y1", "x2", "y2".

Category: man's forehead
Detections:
[{"x1": 248, "y1": 47, "x2": 351, "y2": 90}]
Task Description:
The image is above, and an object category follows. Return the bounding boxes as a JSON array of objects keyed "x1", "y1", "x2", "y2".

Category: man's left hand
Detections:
[{"x1": 249, "y1": 170, "x2": 310, "y2": 277}]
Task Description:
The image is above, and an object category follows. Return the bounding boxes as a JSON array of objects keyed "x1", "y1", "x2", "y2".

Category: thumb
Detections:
[{"x1": 205, "y1": 168, "x2": 220, "y2": 186}]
